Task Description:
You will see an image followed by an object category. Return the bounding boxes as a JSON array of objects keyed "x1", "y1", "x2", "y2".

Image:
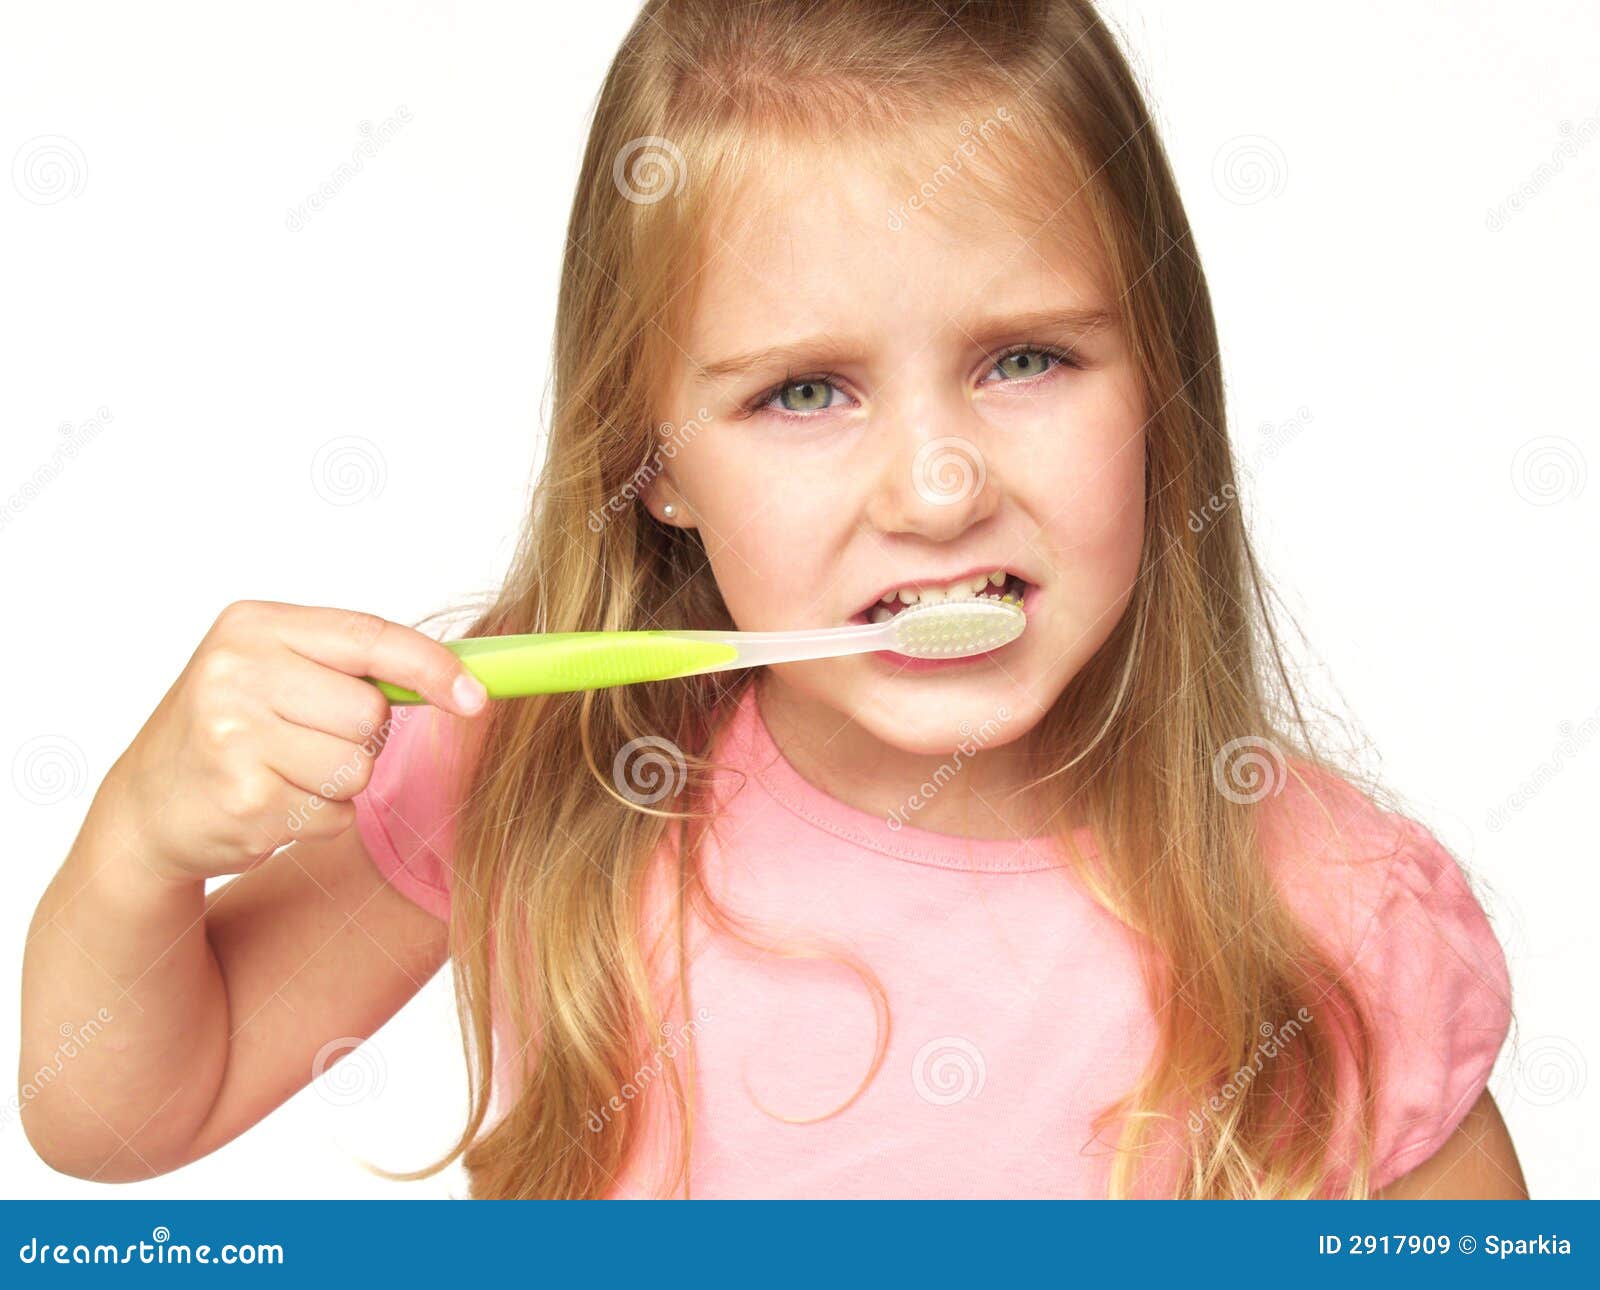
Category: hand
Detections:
[{"x1": 101, "y1": 601, "x2": 487, "y2": 884}]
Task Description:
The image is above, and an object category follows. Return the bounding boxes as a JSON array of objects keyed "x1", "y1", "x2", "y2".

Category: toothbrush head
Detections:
[{"x1": 885, "y1": 598, "x2": 1026, "y2": 659}]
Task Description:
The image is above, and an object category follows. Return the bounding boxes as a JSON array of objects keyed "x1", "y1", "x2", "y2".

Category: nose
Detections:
[{"x1": 861, "y1": 394, "x2": 1000, "y2": 541}]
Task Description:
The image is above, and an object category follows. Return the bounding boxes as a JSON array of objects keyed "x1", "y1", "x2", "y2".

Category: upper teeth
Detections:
[{"x1": 881, "y1": 570, "x2": 1008, "y2": 607}]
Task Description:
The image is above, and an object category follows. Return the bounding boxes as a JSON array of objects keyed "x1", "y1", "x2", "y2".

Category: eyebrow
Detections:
[{"x1": 690, "y1": 304, "x2": 1116, "y2": 384}]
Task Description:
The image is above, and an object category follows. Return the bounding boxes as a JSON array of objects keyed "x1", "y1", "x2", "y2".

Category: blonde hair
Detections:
[{"x1": 382, "y1": 0, "x2": 1400, "y2": 1198}]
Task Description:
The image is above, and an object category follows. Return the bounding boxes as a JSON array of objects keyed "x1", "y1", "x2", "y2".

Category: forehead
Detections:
[{"x1": 683, "y1": 118, "x2": 1111, "y2": 350}]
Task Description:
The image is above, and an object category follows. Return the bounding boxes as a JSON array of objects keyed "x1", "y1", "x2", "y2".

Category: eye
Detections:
[
  {"x1": 985, "y1": 345, "x2": 1079, "y2": 384},
  {"x1": 741, "y1": 345, "x2": 1077, "y2": 421},
  {"x1": 754, "y1": 376, "x2": 847, "y2": 416}
]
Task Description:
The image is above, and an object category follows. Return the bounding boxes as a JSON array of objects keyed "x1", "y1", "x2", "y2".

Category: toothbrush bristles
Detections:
[{"x1": 886, "y1": 599, "x2": 1026, "y2": 659}]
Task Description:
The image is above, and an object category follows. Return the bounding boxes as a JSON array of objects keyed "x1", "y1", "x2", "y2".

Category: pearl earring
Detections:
[{"x1": 662, "y1": 503, "x2": 677, "y2": 519}]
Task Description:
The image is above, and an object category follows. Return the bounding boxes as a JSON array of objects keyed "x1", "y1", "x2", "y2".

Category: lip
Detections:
[{"x1": 847, "y1": 563, "x2": 1035, "y2": 623}]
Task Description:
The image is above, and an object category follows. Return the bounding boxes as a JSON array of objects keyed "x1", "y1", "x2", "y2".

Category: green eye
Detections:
[
  {"x1": 993, "y1": 350, "x2": 1057, "y2": 380},
  {"x1": 776, "y1": 379, "x2": 836, "y2": 411}
]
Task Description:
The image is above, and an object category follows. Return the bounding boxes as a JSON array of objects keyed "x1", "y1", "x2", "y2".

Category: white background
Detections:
[{"x1": 1, "y1": 1, "x2": 1594, "y2": 1199}]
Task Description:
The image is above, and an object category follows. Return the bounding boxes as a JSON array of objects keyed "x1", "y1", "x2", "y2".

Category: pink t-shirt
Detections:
[{"x1": 352, "y1": 685, "x2": 1513, "y2": 1198}]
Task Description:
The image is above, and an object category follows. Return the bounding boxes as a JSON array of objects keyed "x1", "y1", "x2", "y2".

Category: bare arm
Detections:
[
  {"x1": 18, "y1": 600, "x2": 478, "y2": 1182},
  {"x1": 21, "y1": 804, "x2": 447, "y2": 1181},
  {"x1": 1372, "y1": 1091, "x2": 1528, "y2": 1199}
]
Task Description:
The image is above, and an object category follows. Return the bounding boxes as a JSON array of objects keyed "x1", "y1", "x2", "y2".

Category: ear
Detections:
[{"x1": 639, "y1": 472, "x2": 690, "y2": 527}]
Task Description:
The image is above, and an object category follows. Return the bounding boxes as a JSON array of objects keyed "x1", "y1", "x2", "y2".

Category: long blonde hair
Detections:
[{"x1": 385, "y1": 0, "x2": 1398, "y2": 1198}]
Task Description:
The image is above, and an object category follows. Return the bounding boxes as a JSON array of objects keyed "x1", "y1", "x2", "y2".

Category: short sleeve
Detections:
[
  {"x1": 351, "y1": 703, "x2": 475, "y2": 922},
  {"x1": 1264, "y1": 769, "x2": 1514, "y2": 1192}
]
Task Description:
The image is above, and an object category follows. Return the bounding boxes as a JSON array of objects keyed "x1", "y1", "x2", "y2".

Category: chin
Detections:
[{"x1": 848, "y1": 681, "x2": 1043, "y2": 757}]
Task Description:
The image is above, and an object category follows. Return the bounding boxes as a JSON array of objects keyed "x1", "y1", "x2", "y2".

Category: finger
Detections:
[
  {"x1": 233, "y1": 768, "x2": 357, "y2": 859},
  {"x1": 260, "y1": 721, "x2": 376, "y2": 803},
  {"x1": 270, "y1": 606, "x2": 486, "y2": 717},
  {"x1": 267, "y1": 653, "x2": 394, "y2": 746},
  {"x1": 270, "y1": 775, "x2": 356, "y2": 843}
]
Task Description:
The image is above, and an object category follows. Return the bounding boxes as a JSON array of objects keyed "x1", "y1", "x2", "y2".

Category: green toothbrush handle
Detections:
[{"x1": 368, "y1": 631, "x2": 741, "y2": 704}]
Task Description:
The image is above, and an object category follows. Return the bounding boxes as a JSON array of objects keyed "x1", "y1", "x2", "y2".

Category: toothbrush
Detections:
[{"x1": 368, "y1": 599, "x2": 1026, "y2": 705}]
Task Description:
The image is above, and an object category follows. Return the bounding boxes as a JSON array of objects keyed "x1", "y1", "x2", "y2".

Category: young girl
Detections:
[{"x1": 21, "y1": 0, "x2": 1523, "y2": 1199}]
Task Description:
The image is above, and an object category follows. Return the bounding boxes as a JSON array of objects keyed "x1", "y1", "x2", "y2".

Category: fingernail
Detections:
[{"x1": 453, "y1": 673, "x2": 487, "y2": 713}]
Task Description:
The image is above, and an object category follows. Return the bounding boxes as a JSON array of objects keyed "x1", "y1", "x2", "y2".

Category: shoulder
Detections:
[
  {"x1": 1259, "y1": 762, "x2": 1514, "y2": 1190},
  {"x1": 351, "y1": 703, "x2": 481, "y2": 922}
]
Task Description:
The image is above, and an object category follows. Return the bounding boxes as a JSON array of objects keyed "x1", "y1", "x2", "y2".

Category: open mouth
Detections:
[{"x1": 848, "y1": 568, "x2": 1033, "y2": 626}]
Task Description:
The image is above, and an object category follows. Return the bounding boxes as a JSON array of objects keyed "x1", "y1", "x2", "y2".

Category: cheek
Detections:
[
  {"x1": 677, "y1": 436, "x2": 852, "y2": 630},
  {"x1": 1044, "y1": 426, "x2": 1144, "y2": 564},
  {"x1": 998, "y1": 378, "x2": 1146, "y2": 586}
]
